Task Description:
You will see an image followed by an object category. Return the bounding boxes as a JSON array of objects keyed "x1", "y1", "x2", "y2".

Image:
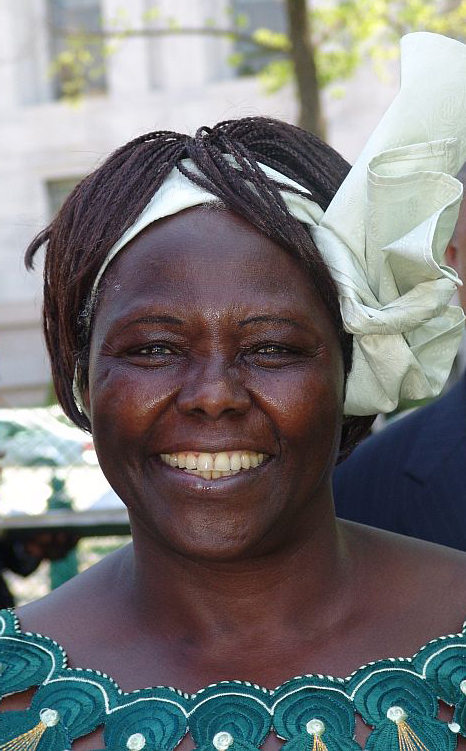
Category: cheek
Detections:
[
  {"x1": 88, "y1": 350, "x2": 344, "y2": 469},
  {"x1": 249, "y1": 360, "x2": 344, "y2": 448},
  {"x1": 459, "y1": 286, "x2": 466, "y2": 310},
  {"x1": 457, "y1": 256, "x2": 466, "y2": 305},
  {"x1": 88, "y1": 361, "x2": 178, "y2": 450}
]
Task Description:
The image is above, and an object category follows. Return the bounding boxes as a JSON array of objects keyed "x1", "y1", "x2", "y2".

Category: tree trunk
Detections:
[{"x1": 285, "y1": 0, "x2": 325, "y2": 138}]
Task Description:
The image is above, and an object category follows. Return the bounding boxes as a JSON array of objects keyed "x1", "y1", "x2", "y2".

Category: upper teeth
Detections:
[{"x1": 160, "y1": 450, "x2": 266, "y2": 475}]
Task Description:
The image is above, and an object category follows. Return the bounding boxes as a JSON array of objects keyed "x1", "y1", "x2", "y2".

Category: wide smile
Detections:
[{"x1": 159, "y1": 450, "x2": 268, "y2": 481}]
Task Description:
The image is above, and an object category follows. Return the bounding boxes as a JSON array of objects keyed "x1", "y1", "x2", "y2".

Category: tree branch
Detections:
[
  {"x1": 50, "y1": 24, "x2": 287, "y2": 54},
  {"x1": 285, "y1": 0, "x2": 325, "y2": 137}
]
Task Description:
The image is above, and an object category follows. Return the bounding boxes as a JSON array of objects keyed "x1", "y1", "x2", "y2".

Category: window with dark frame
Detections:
[
  {"x1": 231, "y1": 0, "x2": 287, "y2": 77},
  {"x1": 46, "y1": 177, "x2": 82, "y2": 217},
  {"x1": 47, "y1": 0, "x2": 107, "y2": 99}
]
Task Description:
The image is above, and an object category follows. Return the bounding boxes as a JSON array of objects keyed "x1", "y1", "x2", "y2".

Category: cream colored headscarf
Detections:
[{"x1": 76, "y1": 32, "x2": 466, "y2": 417}]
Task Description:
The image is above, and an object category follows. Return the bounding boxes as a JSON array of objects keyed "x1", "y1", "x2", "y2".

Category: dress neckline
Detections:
[
  {"x1": 4, "y1": 607, "x2": 466, "y2": 694},
  {"x1": 2, "y1": 608, "x2": 466, "y2": 748},
  {"x1": 0, "y1": 607, "x2": 466, "y2": 696}
]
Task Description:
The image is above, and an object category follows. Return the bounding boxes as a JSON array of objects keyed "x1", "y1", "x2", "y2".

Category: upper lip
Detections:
[{"x1": 154, "y1": 443, "x2": 274, "y2": 455}]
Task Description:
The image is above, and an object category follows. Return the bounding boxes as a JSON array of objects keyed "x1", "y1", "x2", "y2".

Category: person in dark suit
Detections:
[
  {"x1": 0, "y1": 540, "x2": 42, "y2": 608},
  {"x1": 0, "y1": 533, "x2": 79, "y2": 609},
  {"x1": 334, "y1": 168, "x2": 466, "y2": 549},
  {"x1": 333, "y1": 376, "x2": 466, "y2": 546},
  {"x1": 0, "y1": 456, "x2": 78, "y2": 607}
]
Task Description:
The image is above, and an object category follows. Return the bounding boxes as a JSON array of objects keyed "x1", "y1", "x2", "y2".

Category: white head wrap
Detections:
[{"x1": 76, "y1": 32, "x2": 466, "y2": 417}]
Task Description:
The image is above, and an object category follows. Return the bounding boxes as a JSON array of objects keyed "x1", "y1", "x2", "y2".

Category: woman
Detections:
[{"x1": 2, "y1": 32, "x2": 466, "y2": 751}]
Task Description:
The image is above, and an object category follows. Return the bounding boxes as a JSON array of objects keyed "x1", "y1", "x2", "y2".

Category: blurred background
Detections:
[{"x1": 1, "y1": 0, "x2": 465, "y2": 605}]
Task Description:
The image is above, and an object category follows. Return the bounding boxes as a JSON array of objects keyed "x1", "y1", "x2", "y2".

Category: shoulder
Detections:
[
  {"x1": 14, "y1": 543, "x2": 132, "y2": 650},
  {"x1": 334, "y1": 380, "x2": 466, "y2": 503},
  {"x1": 344, "y1": 520, "x2": 466, "y2": 637}
]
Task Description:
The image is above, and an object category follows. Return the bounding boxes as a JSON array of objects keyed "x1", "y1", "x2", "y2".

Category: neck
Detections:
[{"x1": 125, "y1": 495, "x2": 353, "y2": 651}]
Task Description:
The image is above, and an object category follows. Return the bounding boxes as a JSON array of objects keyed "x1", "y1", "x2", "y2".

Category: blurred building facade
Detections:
[{"x1": 0, "y1": 0, "x2": 397, "y2": 407}]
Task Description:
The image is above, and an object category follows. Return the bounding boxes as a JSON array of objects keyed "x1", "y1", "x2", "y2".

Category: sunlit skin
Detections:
[
  {"x1": 446, "y1": 196, "x2": 466, "y2": 309},
  {"x1": 8, "y1": 208, "x2": 466, "y2": 750},
  {"x1": 87, "y1": 208, "x2": 344, "y2": 563}
]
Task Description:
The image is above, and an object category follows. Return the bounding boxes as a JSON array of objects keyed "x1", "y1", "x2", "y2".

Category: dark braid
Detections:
[{"x1": 25, "y1": 117, "x2": 375, "y2": 459}]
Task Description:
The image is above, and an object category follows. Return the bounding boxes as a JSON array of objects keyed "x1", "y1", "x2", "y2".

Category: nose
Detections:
[{"x1": 176, "y1": 357, "x2": 252, "y2": 419}]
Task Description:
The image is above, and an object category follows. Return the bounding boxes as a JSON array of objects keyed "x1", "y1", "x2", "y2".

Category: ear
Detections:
[
  {"x1": 445, "y1": 239, "x2": 459, "y2": 273},
  {"x1": 82, "y1": 385, "x2": 91, "y2": 416}
]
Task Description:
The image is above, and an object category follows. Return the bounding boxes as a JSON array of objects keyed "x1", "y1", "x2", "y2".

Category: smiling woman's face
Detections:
[{"x1": 87, "y1": 208, "x2": 344, "y2": 561}]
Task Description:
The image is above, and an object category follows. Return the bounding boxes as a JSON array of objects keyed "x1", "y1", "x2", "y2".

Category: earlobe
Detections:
[{"x1": 445, "y1": 241, "x2": 458, "y2": 272}]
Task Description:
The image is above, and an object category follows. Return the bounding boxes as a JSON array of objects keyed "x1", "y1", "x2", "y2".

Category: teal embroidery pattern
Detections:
[{"x1": 1, "y1": 608, "x2": 466, "y2": 750}]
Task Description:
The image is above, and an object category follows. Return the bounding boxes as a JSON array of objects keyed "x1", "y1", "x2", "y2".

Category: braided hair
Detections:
[{"x1": 25, "y1": 117, "x2": 375, "y2": 460}]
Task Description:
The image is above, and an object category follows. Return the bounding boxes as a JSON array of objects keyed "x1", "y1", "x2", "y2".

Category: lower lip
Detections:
[{"x1": 155, "y1": 457, "x2": 272, "y2": 492}]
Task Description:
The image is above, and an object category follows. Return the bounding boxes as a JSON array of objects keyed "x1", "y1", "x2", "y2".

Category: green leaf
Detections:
[
  {"x1": 141, "y1": 5, "x2": 160, "y2": 23},
  {"x1": 235, "y1": 12, "x2": 249, "y2": 29},
  {"x1": 328, "y1": 84, "x2": 347, "y2": 99},
  {"x1": 166, "y1": 16, "x2": 180, "y2": 30},
  {"x1": 252, "y1": 27, "x2": 290, "y2": 51},
  {"x1": 76, "y1": 49, "x2": 93, "y2": 64},
  {"x1": 258, "y1": 59, "x2": 293, "y2": 94},
  {"x1": 227, "y1": 52, "x2": 246, "y2": 68}
]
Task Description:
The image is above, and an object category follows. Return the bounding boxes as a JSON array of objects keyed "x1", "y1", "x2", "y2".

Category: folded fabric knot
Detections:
[{"x1": 311, "y1": 135, "x2": 465, "y2": 414}]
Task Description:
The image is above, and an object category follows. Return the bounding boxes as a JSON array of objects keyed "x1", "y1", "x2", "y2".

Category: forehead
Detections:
[{"x1": 94, "y1": 207, "x2": 329, "y2": 325}]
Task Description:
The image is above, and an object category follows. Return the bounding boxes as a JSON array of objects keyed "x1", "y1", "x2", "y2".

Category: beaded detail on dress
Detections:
[{"x1": 1, "y1": 608, "x2": 466, "y2": 750}]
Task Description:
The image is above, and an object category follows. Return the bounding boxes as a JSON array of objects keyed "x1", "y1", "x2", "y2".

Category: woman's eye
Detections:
[
  {"x1": 131, "y1": 344, "x2": 174, "y2": 356},
  {"x1": 245, "y1": 343, "x2": 305, "y2": 366},
  {"x1": 255, "y1": 344, "x2": 293, "y2": 355}
]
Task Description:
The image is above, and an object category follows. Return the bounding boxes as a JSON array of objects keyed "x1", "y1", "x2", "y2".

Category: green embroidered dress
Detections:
[{"x1": 1, "y1": 608, "x2": 466, "y2": 751}]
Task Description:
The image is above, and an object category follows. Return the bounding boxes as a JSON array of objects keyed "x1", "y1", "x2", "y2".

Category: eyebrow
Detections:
[
  {"x1": 238, "y1": 315, "x2": 307, "y2": 331},
  {"x1": 120, "y1": 315, "x2": 184, "y2": 332},
  {"x1": 119, "y1": 314, "x2": 307, "y2": 333}
]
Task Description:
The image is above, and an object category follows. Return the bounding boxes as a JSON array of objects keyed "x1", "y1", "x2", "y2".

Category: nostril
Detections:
[{"x1": 176, "y1": 376, "x2": 251, "y2": 418}]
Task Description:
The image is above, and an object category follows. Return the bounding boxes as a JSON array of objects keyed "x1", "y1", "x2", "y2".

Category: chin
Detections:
[{"x1": 129, "y1": 500, "x2": 286, "y2": 563}]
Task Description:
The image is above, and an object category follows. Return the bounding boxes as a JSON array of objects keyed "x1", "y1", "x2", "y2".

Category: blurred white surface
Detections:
[{"x1": 0, "y1": 466, "x2": 112, "y2": 516}]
